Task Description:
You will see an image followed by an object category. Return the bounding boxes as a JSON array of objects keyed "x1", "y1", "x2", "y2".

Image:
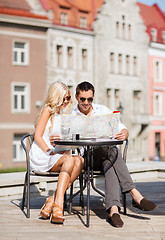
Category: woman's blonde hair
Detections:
[{"x1": 35, "y1": 81, "x2": 72, "y2": 133}]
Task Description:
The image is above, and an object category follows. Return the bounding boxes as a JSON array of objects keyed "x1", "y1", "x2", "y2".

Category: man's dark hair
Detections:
[{"x1": 76, "y1": 81, "x2": 95, "y2": 95}]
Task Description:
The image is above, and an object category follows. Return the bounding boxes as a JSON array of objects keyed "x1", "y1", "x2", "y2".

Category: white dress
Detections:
[{"x1": 29, "y1": 114, "x2": 64, "y2": 172}]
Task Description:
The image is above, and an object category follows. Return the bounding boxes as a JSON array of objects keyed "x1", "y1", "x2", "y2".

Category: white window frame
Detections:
[
  {"x1": 153, "y1": 92, "x2": 162, "y2": 116},
  {"x1": 151, "y1": 28, "x2": 157, "y2": 42},
  {"x1": 11, "y1": 82, "x2": 30, "y2": 113},
  {"x1": 80, "y1": 17, "x2": 87, "y2": 29},
  {"x1": 154, "y1": 59, "x2": 162, "y2": 82},
  {"x1": 81, "y1": 48, "x2": 88, "y2": 71},
  {"x1": 67, "y1": 46, "x2": 73, "y2": 69},
  {"x1": 13, "y1": 41, "x2": 29, "y2": 66},
  {"x1": 110, "y1": 52, "x2": 115, "y2": 73},
  {"x1": 56, "y1": 44, "x2": 63, "y2": 68},
  {"x1": 13, "y1": 134, "x2": 26, "y2": 162},
  {"x1": 60, "y1": 13, "x2": 68, "y2": 25}
]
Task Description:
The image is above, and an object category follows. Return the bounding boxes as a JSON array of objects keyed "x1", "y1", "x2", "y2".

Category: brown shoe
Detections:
[
  {"x1": 50, "y1": 203, "x2": 65, "y2": 224},
  {"x1": 132, "y1": 198, "x2": 157, "y2": 211},
  {"x1": 108, "y1": 213, "x2": 124, "y2": 228},
  {"x1": 40, "y1": 195, "x2": 54, "y2": 219}
]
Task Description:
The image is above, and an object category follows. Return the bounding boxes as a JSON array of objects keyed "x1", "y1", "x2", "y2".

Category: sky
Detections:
[{"x1": 136, "y1": 0, "x2": 165, "y2": 12}]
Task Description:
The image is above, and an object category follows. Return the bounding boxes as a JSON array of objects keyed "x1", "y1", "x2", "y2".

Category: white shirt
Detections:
[{"x1": 72, "y1": 103, "x2": 127, "y2": 132}]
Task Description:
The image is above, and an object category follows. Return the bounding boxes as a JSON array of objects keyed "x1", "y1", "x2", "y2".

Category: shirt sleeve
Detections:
[{"x1": 118, "y1": 122, "x2": 127, "y2": 132}]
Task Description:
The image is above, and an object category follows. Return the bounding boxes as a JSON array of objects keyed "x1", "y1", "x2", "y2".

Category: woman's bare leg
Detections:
[
  {"x1": 49, "y1": 155, "x2": 75, "y2": 208},
  {"x1": 49, "y1": 155, "x2": 84, "y2": 208},
  {"x1": 67, "y1": 156, "x2": 84, "y2": 188}
]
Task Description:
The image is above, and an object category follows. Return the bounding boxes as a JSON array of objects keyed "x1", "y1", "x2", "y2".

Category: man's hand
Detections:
[
  {"x1": 114, "y1": 129, "x2": 129, "y2": 141},
  {"x1": 49, "y1": 135, "x2": 60, "y2": 147}
]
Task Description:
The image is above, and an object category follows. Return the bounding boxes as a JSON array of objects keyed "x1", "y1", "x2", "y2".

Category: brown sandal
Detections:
[
  {"x1": 40, "y1": 195, "x2": 54, "y2": 219},
  {"x1": 51, "y1": 203, "x2": 65, "y2": 224}
]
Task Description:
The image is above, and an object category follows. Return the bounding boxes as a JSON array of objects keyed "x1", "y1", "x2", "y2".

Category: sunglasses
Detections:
[
  {"x1": 63, "y1": 96, "x2": 71, "y2": 102},
  {"x1": 80, "y1": 97, "x2": 93, "y2": 103}
]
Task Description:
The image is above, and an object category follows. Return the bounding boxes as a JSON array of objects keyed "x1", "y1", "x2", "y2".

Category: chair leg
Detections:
[
  {"x1": 27, "y1": 172, "x2": 30, "y2": 218},
  {"x1": 21, "y1": 172, "x2": 27, "y2": 211},
  {"x1": 122, "y1": 192, "x2": 127, "y2": 215},
  {"x1": 68, "y1": 183, "x2": 73, "y2": 214},
  {"x1": 79, "y1": 173, "x2": 85, "y2": 215},
  {"x1": 64, "y1": 191, "x2": 67, "y2": 211}
]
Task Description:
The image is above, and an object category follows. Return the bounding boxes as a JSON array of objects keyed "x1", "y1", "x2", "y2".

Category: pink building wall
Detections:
[{"x1": 148, "y1": 54, "x2": 165, "y2": 160}]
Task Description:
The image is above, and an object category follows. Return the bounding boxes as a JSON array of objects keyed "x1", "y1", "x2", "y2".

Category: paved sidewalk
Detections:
[{"x1": 0, "y1": 178, "x2": 165, "y2": 240}]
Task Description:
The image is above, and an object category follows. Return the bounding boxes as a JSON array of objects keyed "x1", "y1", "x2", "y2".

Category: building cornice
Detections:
[
  {"x1": 50, "y1": 24, "x2": 95, "y2": 36},
  {"x1": 0, "y1": 123, "x2": 34, "y2": 130},
  {"x1": 150, "y1": 42, "x2": 165, "y2": 50},
  {"x1": 0, "y1": 13, "x2": 51, "y2": 28}
]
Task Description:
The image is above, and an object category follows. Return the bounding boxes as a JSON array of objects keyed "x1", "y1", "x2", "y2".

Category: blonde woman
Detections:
[{"x1": 29, "y1": 81, "x2": 84, "y2": 224}]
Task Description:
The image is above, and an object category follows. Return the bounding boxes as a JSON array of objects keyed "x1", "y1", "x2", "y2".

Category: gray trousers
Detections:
[{"x1": 92, "y1": 146, "x2": 135, "y2": 212}]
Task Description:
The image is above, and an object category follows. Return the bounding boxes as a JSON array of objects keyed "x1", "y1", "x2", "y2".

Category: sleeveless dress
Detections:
[{"x1": 29, "y1": 114, "x2": 65, "y2": 172}]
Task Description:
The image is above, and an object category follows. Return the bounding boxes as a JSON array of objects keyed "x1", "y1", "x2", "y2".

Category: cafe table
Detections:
[{"x1": 54, "y1": 138, "x2": 123, "y2": 227}]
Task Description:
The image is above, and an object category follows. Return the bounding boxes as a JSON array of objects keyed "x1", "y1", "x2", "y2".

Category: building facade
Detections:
[
  {"x1": 0, "y1": 0, "x2": 49, "y2": 168},
  {"x1": 93, "y1": 0, "x2": 150, "y2": 161},
  {"x1": 138, "y1": 3, "x2": 165, "y2": 161},
  {"x1": 1, "y1": 0, "x2": 163, "y2": 169}
]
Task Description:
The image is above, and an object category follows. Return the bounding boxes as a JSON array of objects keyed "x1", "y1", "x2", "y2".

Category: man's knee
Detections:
[{"x1": 107, "y1": 146, "x2": 118, "y2": 163}]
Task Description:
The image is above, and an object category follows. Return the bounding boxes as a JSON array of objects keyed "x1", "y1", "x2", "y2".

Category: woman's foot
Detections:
[
  {"x1": 40, "y1": 194, "x2": 55, "y2": 219},
  {"x1": 51, "y1": 203, "x2": 65, "y2": 224}
]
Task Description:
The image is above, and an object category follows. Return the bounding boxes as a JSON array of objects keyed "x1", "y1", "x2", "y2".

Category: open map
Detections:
[{"x1": 60, "y1": 112, "x2": 120, "y2": 139}]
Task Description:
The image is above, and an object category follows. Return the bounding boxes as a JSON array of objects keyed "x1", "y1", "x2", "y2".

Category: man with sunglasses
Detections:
[{"x1": 72, "y1": 81, "x2": 157, "y2": 228}]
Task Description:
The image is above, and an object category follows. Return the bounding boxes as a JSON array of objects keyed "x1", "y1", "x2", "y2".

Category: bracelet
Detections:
[{"x1": 46, "y1": 149, "x2": 52, "y2": 156}]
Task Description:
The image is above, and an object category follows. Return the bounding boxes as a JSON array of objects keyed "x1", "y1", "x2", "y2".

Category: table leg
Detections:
[
  {"x1": 90, "y1": 146, "x2": 105, "y2": 198},
  {"x1": 86, "y1": 146, "x2": 90, "y2": 227}
]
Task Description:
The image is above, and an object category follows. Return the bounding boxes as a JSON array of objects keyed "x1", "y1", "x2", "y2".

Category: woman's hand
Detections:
[{"x1": 49, "y1": 135, "x2": 60, "y2": 147}]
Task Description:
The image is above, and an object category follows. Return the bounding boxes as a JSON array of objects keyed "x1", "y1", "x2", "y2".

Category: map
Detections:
[{"x1": 60, "y1": 112, "x2": 120, "y2": 139}]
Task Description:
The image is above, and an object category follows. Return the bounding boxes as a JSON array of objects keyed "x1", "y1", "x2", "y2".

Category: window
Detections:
[
  {"x1": 122, "y1": 23, "x2": 126, "y2": 39},
  {"x1": 56, "y1": 45, "x2": 63, "y2": 67},
  {"x1": 154, "y1": 59, "x2": 162, "y2": 82},
  {"x1": 67, "y1": 47, "x2": 73, "y2": 69},
  {"x1": 60, "y1": 13, "x2": 68, "y2": 25},
  {"x1": 114, "y1": 89, "x2": 120, "y2": 109},
  {"x1": 118, "y1": 54, "x2": 122, "y2": 74},
  {"x1": 110, "y1": 52, "x2": 115, "y2": 73},
  {"x1": 133, "y1": 90, "x2": 141, "y2": 113},
  {"x1": 128, "y1": 24, "x2": 132, "y2": 40},
  {"x1": 155, "y1": 132, "x2": 160, "y2": 158},
  {"x1": 68, "y1": 85, "x2": 73, "y2": 96},
  {"x1": 106, "y1": 89, "x2": 111, "y2": 108},
  {"x1": 116, "y1": 22, "x2": 119, "y2": 38},
  {"x1": 151, "y1": 28, "x2": 157, "y2": 42},
  {"x1": 80, "y1": 17, "x2": 87, "y2": 29},
  {"x1": 13, "y1": 134, "x2": 26, "y2": 162},
  {"x1": 133, "y1": 56, "x2": 137, "y2": 76},
  {"x1": 153, "y1": 92, "x2": 162, "y2": 116},
  {"x1": 162, "y1": 31, "x2": 165, "y2": 44},
  {"x1": 81, "y1": 49, "x2": 88, "y2": 70},
  {"x1": 11, "y1": 83, "x2": 30, "y2": 113},
  {"x1": 13, "y1": 41, "x2": 29, "y2": 65},
  {"x1": 126, "y1": 55, "x2": 130, "y2": 75}
]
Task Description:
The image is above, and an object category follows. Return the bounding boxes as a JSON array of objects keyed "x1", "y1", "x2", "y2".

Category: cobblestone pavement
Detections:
[{"x1": 0, "y1": 178, "x2": 165, "y2": 240}]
